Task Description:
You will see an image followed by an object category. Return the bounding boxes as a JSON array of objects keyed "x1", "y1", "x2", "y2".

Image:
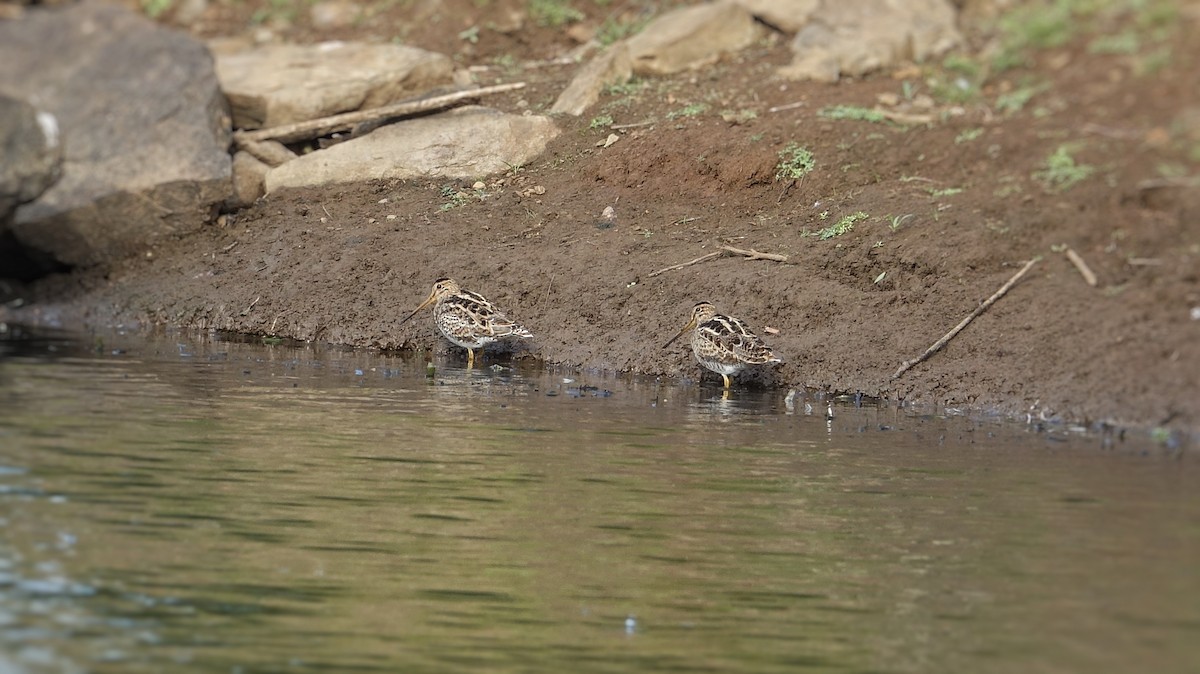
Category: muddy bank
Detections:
[{"x1": 4, "y1": 1, "x2": 1199, "y2": 438}]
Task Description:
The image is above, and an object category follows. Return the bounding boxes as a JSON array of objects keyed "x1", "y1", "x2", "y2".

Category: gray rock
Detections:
[
  {"x1": 230, "y1": 151, "x2": 269, "y2": 208},
  {"x1": 216, "y1": 42, "x2": 456, "y2": 129},
  {"x1": 731, "y1": 0, "x2": 820, "y2": 33},
  {"x1": 265, "y1": 106, "x2": 559, "y2": 192},
  {"x1": 551, "y1": 43, "x2": 633, "y2": 116},
  {"x1": 625, "y1": 1, "x2": 764, "y2": 76},
  {"x1": 0, "y1": 1, "x2": 232, "y2": 267},
  {"x1": 780, "y1": 0, "x2": 961, "y2": 81},
  {"x1": 0, "y1": 94, "x2": 62, "y2": 221}
]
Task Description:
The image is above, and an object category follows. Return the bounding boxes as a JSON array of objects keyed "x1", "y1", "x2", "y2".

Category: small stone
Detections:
[{"x1": 472, "y1": 181, "x2": 485, "y2": 190}]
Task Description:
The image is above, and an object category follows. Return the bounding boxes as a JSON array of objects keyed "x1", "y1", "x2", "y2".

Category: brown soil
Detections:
[{"x1": 6, "y1": 1, "x2": 1200, "y2": 435}]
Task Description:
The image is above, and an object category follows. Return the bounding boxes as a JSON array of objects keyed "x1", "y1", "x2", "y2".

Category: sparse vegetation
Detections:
[
  {"x1": 955, "y1": 128, "x2": 984, "y2": 144},
  {"x1": 807, "y1": 212, "x2": 867, "y2": 240},
  {"x1": 1033, "y1": 145, "x2": 1096, "y2": 192},
  {"x1": 775, "y1": 143, "x2": 816, "y2": 181},
  {"x1": 995, "y1": 82, "x2": 1046, "y2": 115},
  {"x1": 589, "y1": 115, "x2": 613, "y2": 130},
  {"x1": 458, "y1": 25, "x2": 480, "y2": 44},
  {"x1": 666, "y1": 103, "x2": 708, "y2": 120},
  {"x1": 889, "y1": 214, "x2": 915, "y2": 231},
  {"x1": 438, "y1": 184, "x2": 488, "y2": 211},
  {"x1": 141, "y1": 0, "x2": 173, "y2": 18},
  {"x1": 528, "y1": 0, "x2": 584, "y2": 27},
  {"x1": 818, "y1": 105, "x2": 887, "y2": 123},
  {"x1": 1089, "y1": 30, "x2": 1140, "y2": 55}
]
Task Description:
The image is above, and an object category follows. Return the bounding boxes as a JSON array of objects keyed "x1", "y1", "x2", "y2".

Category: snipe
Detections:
[
  {"x1": 400, "y1": 278, "x2": 532, "y2": 367},
  {"x1": 664, "y1": 302, "x2": 781, "y2": 388}
]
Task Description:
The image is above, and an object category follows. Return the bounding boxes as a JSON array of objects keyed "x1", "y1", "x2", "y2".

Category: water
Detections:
[{"x1": 1, "y1": 329, "x2": 1197, "y2": 673}]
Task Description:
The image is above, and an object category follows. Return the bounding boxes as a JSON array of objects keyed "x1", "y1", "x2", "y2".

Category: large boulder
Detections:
[
  {"x1": 731, "y1": 0, "x2": 820, "y2": 32},
  {"x1": 0, "y1": 0, "x2": 232, "y2": 267},
  {"x1": 624, "y1": 1, "x2": 764, "y2": 76},
  {"x1": 781, "y1": 0, "x2": 961, "y2": 81},
  {"x1": 215, "y1": 42, "x2": 458, "y2": 130},
  {"x1": 265, "y1": 106, "x2": 559, "y2": 191}
]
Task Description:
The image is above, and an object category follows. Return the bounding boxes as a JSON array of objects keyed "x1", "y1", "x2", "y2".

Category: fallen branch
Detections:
[
  {"x1": 1065, "y1": 247, "x2": 1097, "y2": 287},
  {"x1": 233, "y1": 82, "x2": 527, "y2": 147},
  {"x1": 647, "y1": 245, "x2": 789, "y2": 277},
  {"x1": 647, "y1": 251, "x2": 722, "y2": 277},
  {"x1": 893, "y1": 257, "x2": 1040, "y2": 380},
  {"x1": 719, "y1": 245, "x2": 788, "y2": 262}
]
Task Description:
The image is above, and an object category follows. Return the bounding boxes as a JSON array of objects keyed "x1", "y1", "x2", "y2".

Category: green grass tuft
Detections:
[{"x1": 775, "y1": 143, "x2": 816, "y2": 181}]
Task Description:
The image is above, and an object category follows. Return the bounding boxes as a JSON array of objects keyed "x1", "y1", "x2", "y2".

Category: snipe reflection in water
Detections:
[{"x1": 0, "y1": 331, "x2": 1197, "y2": 673}]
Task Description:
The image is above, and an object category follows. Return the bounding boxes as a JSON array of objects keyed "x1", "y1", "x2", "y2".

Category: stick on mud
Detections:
[
  {"x1": 892, "y1": 257, "x2": 1040, "y2": 380},
  {"x1": 233, "y1": 82, "x2": 527, "y2": 146},
  {"x1": 648, "y1": 246, "x2": 789, "y2": 277},
  {"x1": 1065, "y1": 247, "x2": 1097, "y2": 287}
]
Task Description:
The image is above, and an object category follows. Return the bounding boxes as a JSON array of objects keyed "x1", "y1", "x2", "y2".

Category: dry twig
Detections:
[
  {"x1": 719, "y1": 245, "x2": 788, "y2": 262},
  {"x1": 233, "y1": 82, "x2": 527, "y2": 146},
  {"x1": 1065, "y1": 247, "x2": 1097, "y2": 287},
  {"x1": 893, "y1": 258, "x2": 1040, "y2": 380},
  {"x1": 647, "y1": 246, "x2": 789, "y2": 277},
  {"x1": 647, "y1": 251, "x2": 723, "y2": 277}
]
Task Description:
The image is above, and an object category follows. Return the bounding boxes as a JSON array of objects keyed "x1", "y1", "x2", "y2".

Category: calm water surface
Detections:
[{"x1": 1, "y1": 330, "x2": 1197, "y2": 673}]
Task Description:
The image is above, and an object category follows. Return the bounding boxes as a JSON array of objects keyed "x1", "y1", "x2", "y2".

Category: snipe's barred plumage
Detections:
[
  {"x1": 400, "y1": 278, "x2": 532, "y2": 366},
  {"x1": 663, "y1": 302, "x2": 781, "y2": 388}
]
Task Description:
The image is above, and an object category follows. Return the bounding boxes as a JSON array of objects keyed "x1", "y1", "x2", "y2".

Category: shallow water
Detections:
[{"x1": 1, "y1": 329, "x2": 1197, "y2": 673}]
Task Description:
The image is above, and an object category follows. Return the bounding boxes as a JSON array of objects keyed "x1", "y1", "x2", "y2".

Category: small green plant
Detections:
[
  {"x1": 1150, "y1": 427, "x2": 1173, "y2": 445},
  {"x1": 589, "y1": 114, "x2": 613, "y2": 129},
  {"x1": 458, "y1": 25, "x2": 480, "y2": 43},
  {"x1": 955, "y1": 128, "x2": 984, "y2": 144},
  {"x1": 1135, "y1": 45, "x2": 1172, "y2": 76},
  {"x1": 438, "y1": 184, "x2": 488, "y2": 211},
  {"x1": 775, "y1": 143, "x2": 816, "y2": 181},
  {"x1": 528, "y1": 0, "x2": 584, "y2": 27},
  {"x1": 993, "y1": 1, "x2": 1078, "y2": 71},
  {"x1": 818, "y1": 105, "x2": 887, "y2": 123},
  {"x1": 666, "y1": 103, "x2": 708, "y2": 120},
  {"x1": 141, "y1": 0, "x2": 173, "y2": 18},
  {"x1": 1033, "y1": 145, "x2": 1096, "y2": 192},
  {"x1": 996, "y1": 82, "x2": 1047, "y2": 115},
  {"x1": 889, "y1": 214, "x2": 914, "y2": 231},
  {"x1": 808, "y1": 212, "x2": 867, "y2": 240},
  {"x1": 1088, "y1": 30, "x2": 1140, "y2": 54},
  {"x1": 251, "y1": 0, "x2": 302, "y2": 24}
]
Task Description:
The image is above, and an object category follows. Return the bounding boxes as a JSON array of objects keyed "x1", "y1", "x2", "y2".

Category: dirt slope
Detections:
[{"x1": 5, "y1": 0, "x2": 1199, "y2": 436}]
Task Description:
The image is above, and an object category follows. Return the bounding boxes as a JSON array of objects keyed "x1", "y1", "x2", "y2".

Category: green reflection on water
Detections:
[{"x1": 0, "y1": 333, "x2": 1197, "y2": 673}]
